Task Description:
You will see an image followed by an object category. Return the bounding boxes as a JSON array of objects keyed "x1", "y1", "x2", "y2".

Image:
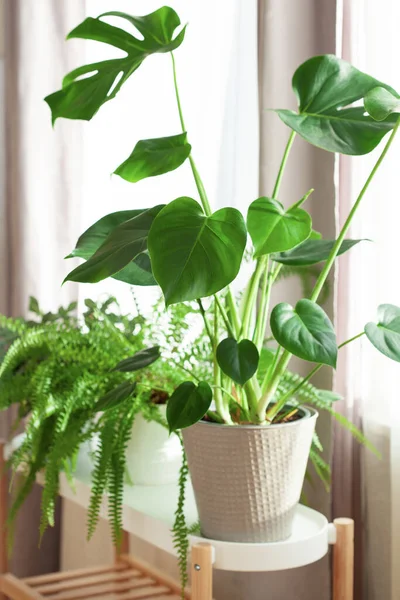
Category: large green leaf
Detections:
[
  {"x1": 364, "y1": 87, "x2": 400, "y2": 122},
  {"x1": 65, "y1": 205, "x2": 164, "y2": 284},
  {"x1": 167, "y1": 381, "x2": 213, "y2": 432},
  {"x1": 113, "y1": 346, "x2": 160, "y2": 372},
  {"x1": 45, "y1": 8, "x2": 185, "y2": 123},
  {"x1": 67, "y1": 210, "x2": 156, "y2": 286},
  {"x1": 148, "y1": 198, "x2": 247, "y2": 306},
  {"x1": 276, "y1": 55, "x2": 398, "y2": 155},
  {"x1": 273, "y1": 238, "x2": 365, "y2": 266},
  {"x1": 216, "y1": 338, "x2": 259, "y2": 385},
  {"x1": 247, "y1": 197, "x2": 312, "y2": 257},
  {"x1": 115, "y1": 134, "x2": 191, "y2": 183},
  {"x1": 270, "y1": 299, "x2": 337, "y2": 367},
  {"x1": 365, "y1": 304, "x2": 400, "y2": 362}
]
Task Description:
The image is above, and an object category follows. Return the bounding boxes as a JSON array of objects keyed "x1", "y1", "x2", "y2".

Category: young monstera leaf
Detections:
[
  {"x1": 364, "y1": 87, "x2": 400, "y2": 122},
  {"x1": 45, "y1": 8, "x2": 186, "y2": 123},
  {"x1": 365, "y1": 304, "x2": 400, "y2": 362},
  {"x1": 216, "y1": 338, "x2": 259, "y2": 385},
  {"x1": 114, "y1": 134, "x2": 191, "y2": 183},
  {"x1": 167, "y1": 381, "x2": 213, "y2": 432},
  {"x1": 247, "y1": 197, "x2": 312, "y2": 257},
  {"x1": 148, "y1": 197, "x2": 247, "y2": 306},
  {"x1": 276, "y1": 55, "x2": 399, "y2": 155},
  {"x1": 67, "y1": 209, "x2": 156, "y2": 286},
  {"x1": 65, "y1": 205, "x2": 164, "y2": 284},
  {"x1": 270, "y1": 299, "x2": 338, "y2": 367},
  {"x1": 273, "y1": 238, "x2": 365, "y2": 266}
]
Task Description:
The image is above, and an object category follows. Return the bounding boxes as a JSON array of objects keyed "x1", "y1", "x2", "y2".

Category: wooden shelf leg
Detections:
[
  {"x1": 333, "y1": 518, "x2": 354, "y2": 600},
  {"x1": 191, "y1": 543, "x2": 213, "y2": 600}
]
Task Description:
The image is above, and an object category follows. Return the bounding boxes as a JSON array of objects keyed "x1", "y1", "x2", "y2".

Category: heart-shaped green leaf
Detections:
[
  {"x1": 148, "y1": 198, "x2": 247, "y2": 306},
  {"x1": 67, "y1": 210, "x2": 157, "y2": 286},
  {"x1": 216, "y1": 338, "x2": 259, "y2": 385},
  {"x1": 365, "y1": 304, "x2": 400, "y2": 362},
  {"x1": 247, "y1": 197, "x2": 312, "y2": 257},
  {"x1": 270, "y1": 299, "x2": 337, "y2": 367},
  {"x1": 95, "y1": 382, "x2": 137, "y2": 412},
  {"x1": 273, "y1": 239, "x2": 365, "y2": 266},
  {"x1": 364, "y1": 87, "x2": 400, "y2": 122},
  {"x1": 113, "y1": 346, "x2": 160, "y2": 372},
  {"x1": 65, "y1": 205, "x2": 164, "y2": 284},
  {"x1": 45, "y1": 8, "x2": 185, "y2": 123},
  {"x1": 167, "y1": 381, "x2": 213, "y2": 432},
  {"x1": 276, "y1": 55, "x2": 398, "y2": 155},
  {"x1": 115, "y1": 134, "x2": 191, "y2": 183}
]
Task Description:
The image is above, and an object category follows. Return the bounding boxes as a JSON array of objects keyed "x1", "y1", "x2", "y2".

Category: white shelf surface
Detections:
[{"x1": 8, "y1": 436, "x2": 330, "y2": 572}]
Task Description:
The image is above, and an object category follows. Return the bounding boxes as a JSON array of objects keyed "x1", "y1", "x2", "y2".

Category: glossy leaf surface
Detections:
[
  {"x1": 270, "y1": 299, "x2": 337, "y2": 367},
  {"x1": 276, "y1": 55, "x2": 398, "y2": 154},
  {"x1": 148, "y1": 198, "x2": 247, "y2": 305},
  {"x1": 365, "y1": 304, "x2": 400, "y2": 362},
  {"x1": 364, "y1": 87, "x2": 400, "y2": 121},
  {"x1": 115, "y1": 134, "x2": 191, "y2": 183},
  {"x1": 247, "y1": 197, "x2": 312, "y2": 256},
  {"x1": 167, "y1": 381, "x2": 213, "y2": 432},
  {"x1": 216, "y1": 338, "x2": 259, "y2": 385},
  {"x1": 45, "y1": 7, "x2": 185, "y2": 123},
  {"x1": 67, "y1": 210, "x2": 156, "y2": 286},
  {"x1": 65, "y1": 205, "x2": 164, "y2": 284},
  {"x1": 273, "y1": 239, "x2": 365, "y2": 266},
  {"x1": 113, "y1": 346, "x2": 160, "y2": 372}
]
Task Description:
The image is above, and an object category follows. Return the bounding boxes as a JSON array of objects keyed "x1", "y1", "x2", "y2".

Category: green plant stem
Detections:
[
  {"x1": 171, "y1": 51, "x2": 241, "y2": 340},
  {"x1": 267, "y1": 331, "x2": 366, "y2": 420},
  {"x1": 196, "y1": 299, "x2": 214, "y2": 348},
  {"x1": 254, "y1": 262, "x2": 282, "y2": 352},
  {"x1": 214, "y1": 295, "x2": 235, "y2": 338},
  {"x1": 241, "y1": 258, "x2": 266, "y2": 339},
  {"x1": 311, "y1": 116, "x2": 400, "y2": 303},
  {"x1": 213, "y1": 301, "x2": 232, "y2": 424},
  {"x1": 272, "y1": 131, "x2": 297, "y2": 198},
  {"x1": 259, "y1": 118, "x2": 400, "y2": 422}
]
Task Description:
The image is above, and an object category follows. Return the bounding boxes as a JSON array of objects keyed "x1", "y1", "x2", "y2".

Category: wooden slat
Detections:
[
  {"x1": 45, "y1": 576, "x2": 155, "y2": 600},
  {"x1": 36, "y1": 568, "x2": 140, "y2": 594},
  {"x1": 191, "y1": 544, "x2": 213, "y2": 600},
  {"x1": 103, "y1": 586, "x2": 170, "y2": 600},
  {"x1": 24, "y1": 563, "x2": 128, "y2": 587},
  {"x1": 120, "y1": 555, "x2": 190, "y2": 599},
  {"x1": 333, "y1": 518, "x2": 354, "y2": 600},
  {"x1": 0, "y1": 573, "x2": 44, "y2": 600}
]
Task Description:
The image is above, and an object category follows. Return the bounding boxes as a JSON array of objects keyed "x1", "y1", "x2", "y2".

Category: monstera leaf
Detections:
[
  {"x1": 167, "y1": 381, "x2": 213, "y2": 432},
  {"x1": 148, "y1": 197, "x2": 247, "y2": 305},
  {"x1": 364, "y1": 87, "x2": 400, "y2": 121},
  {"x1": 216, "y1": 338, "x2": 259, "y2": 385},
  {"x1": 115, "y1": 134, "x2": 191, "y2": 183},
  {"x1": 276, "y1": 55, "x2": 398, "y2": 155},
  {"x1": 45, "y1": 7, "x2": 185, "y2": 123},
  {"x1": 65, "y1": 205, "x2": 164, "y2": 284},
  {"x1": 247, "y1": 197, "x2": 312, "y2": 256},
  {"x1": 365, "y1": 304, "x2": 400, "y2": 362},
  {"x1": 273, "y1": 238, "x2": 365, "y2": 266},
  {"x1": 66, "y1": 210, "x2": 155, "y2": 286},
  {"x1": 270, "y1": 299, "x2": 337, "y2": 367}
]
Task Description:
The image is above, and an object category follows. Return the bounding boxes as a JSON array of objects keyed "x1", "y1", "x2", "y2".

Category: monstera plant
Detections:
[{"x1": 45, "y1": 5, "x2": 400, "y2": 592}]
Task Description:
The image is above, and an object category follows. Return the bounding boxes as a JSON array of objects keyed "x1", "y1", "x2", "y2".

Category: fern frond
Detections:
[{"x1": 172, "y1": 438, "x2": 189, "y2": 599}]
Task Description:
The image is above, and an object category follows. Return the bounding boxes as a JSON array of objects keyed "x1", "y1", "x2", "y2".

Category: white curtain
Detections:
[{"x1": 337, "y1": 1, "x2": 400, "y2": 598}]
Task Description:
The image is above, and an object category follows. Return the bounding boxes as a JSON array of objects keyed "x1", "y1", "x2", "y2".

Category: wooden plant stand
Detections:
[{"x1": 0, "y1": 439, "x2": 354, "y2": 599}]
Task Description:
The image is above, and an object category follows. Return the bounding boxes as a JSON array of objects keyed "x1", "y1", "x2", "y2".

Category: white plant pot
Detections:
[{"x1": 125, "y1": 405, "x2": 182, "y2": 486}]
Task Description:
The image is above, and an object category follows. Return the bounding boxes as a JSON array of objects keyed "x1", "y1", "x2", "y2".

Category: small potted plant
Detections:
[{"x1": 45, "y1": 3, "x2": 400, "y2": 558}]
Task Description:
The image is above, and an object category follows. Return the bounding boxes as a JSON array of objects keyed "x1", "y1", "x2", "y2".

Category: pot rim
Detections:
[{"x1": 191, "y1": 405, "x2": 318, "y2": 431}]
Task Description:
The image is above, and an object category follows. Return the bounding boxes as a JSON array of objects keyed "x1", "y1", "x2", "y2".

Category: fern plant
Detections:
[{"x1": 0, "y1": 295, "x2": 194, "y2": 546}]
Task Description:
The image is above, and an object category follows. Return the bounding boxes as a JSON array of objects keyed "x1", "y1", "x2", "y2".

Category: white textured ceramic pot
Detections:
[
  {"x1": 125, "y1": 405, "x2": 182, "y2": 486},
  {"x1": 182, "y1": 406, "x2": 317, "y2": 543}
]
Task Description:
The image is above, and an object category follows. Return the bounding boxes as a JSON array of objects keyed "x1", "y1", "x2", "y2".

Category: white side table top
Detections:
[{"x1": 8, "y1": 436, "x2": 331, "y2": 572}]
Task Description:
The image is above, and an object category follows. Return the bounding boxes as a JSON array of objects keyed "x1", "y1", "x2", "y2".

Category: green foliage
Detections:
[
  {"x1": 365, "y1": 304, "x2": 400, "y2": 363},
  {"x1": 172, "y1": 439, "x2": 190, "y2": 599},
  {"x1": 216, "y1": 338, "x2": 259, "y2": 385},
  {"x1": 364, "y1": 87, "x2": 400, "y2": 121},
  {"x1": 1, "y1": 296, "x2": 185, "y2": 545},
  {"x1": 273, "y1": 239, "x2": 366, "y2": 267}
]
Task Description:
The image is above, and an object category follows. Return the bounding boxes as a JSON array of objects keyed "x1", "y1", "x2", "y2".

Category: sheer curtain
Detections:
[{"x1": 336, "y1": 1, "x2": 400, "y2": 598}]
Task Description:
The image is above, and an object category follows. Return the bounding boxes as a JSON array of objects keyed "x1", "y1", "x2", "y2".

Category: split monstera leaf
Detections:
[{"x1": 46, "y1": 5, "x2": 400, "y2": 431}]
